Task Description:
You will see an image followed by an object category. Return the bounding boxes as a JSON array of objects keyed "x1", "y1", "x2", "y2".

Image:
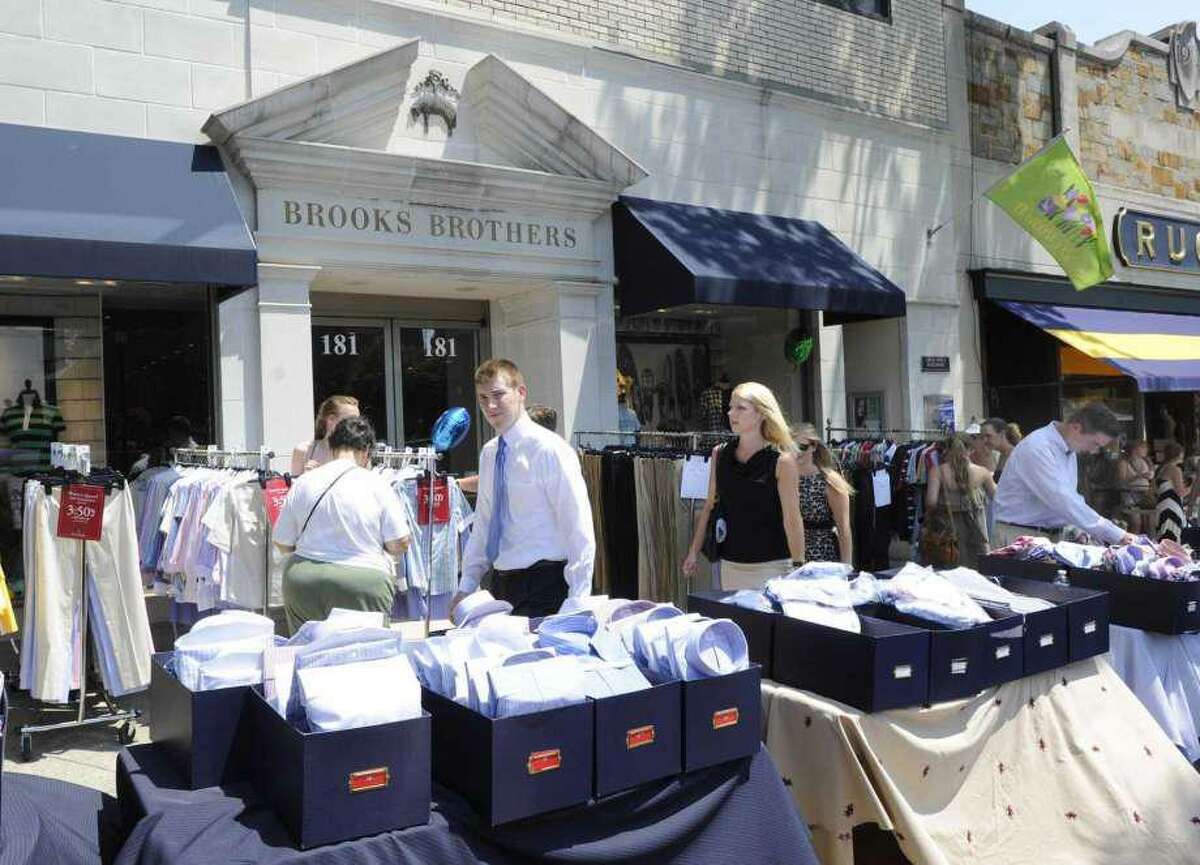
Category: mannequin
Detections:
[{"x1": 0, "y1": 380, "x2": 65, "y2": 472}]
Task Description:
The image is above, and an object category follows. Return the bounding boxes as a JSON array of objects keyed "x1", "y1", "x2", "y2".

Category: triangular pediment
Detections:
[{"x1": 203, "y1": 41, "x2": 646, "y2": 190}]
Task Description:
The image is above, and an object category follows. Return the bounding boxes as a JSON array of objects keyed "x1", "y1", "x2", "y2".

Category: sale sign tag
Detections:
[
  {"x1": 416, "y1": 476, "x2": 450, "y2": 525},
  {"x1": 56, "y1": 484, "x2": 106, "y2": 541},
  {"x1": 262, "y1": 478, "x2": 290, "y2": 529}
]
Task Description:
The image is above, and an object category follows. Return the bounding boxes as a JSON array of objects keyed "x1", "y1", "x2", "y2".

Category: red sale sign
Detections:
[
  {"x1": 262, "y1": 478, "x2": 290, "y2": 529},
  {"x1": 56, "y1": 484, "x2": 106, "y2": 541},
  {"x1": 416, "y1": 476, "x2": 450, "y2": 526}
]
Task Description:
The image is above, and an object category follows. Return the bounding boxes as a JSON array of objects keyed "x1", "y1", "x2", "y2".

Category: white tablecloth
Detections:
[{"x1": 1107, "y1": 625, "x2": 1200, "y2": 762}]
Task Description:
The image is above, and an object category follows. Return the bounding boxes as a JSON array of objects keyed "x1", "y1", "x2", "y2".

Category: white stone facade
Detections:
[{"x1": 0, "y1": 0, "x2": 970, "y2": 457}]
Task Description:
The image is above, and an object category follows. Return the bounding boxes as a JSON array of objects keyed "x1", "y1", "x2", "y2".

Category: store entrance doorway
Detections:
[{"x1": 311, "y1": 318, "x2": 482, "y2": 475}]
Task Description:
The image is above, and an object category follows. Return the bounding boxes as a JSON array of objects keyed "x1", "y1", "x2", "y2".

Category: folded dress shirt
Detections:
[
  {"x1": 488, "y1": 655, "x2": 588, "y2": 718},
  {"x1": 939, "y1": 567, "x2": 1055, "y2": 614},
  {"x1": 877, "y1": 564, "x2": 992, "y2": 628},
  {"x1": 765, "y1": 575, "x2": 880, "y2": 634},
  {"x1": 173, "y1": 610, "x2": 276, "y2": 691},
  {"x1": 296, "y1": 653, "x2": 422, "y2": 732}
]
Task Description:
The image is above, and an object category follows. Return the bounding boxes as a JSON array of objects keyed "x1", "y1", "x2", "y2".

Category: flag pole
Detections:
[{"x1": 925, "y1": 128, "x2": 1073, "y2": 244}]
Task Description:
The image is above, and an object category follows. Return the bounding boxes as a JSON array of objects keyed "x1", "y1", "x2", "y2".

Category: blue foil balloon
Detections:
[{"x1": 431, "y1": 407, "x2": 471, "y2": 453}]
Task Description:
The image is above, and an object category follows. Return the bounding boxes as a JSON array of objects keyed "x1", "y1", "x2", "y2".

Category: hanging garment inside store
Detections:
[
  {"x1": 20, "y1": 468, "x2": 153, "y2": 702},
  {"x1": 579, "y1": 453, "x2": 610, "y2": 595}
]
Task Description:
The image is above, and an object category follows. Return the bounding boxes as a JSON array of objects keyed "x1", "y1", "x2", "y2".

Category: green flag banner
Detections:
[{"x1": 985, "y1": 135, "x2": 1114, "y2": 290}]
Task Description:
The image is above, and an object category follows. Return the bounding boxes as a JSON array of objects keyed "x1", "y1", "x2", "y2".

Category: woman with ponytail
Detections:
[
  {"x1": 791, "y1": 423, "x2": 854, "y2": 564},
  {"x1": 683, "y1": 382, "x2": 806, "y2": 589},
  {"x1": 925, "y1": 433, "x2": 996, "y2": 568}
]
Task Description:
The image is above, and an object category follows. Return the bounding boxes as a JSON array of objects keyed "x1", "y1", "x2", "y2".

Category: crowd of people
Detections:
[{"x1": 271, "y1": 356, "x2": 1196, "y2": 632}]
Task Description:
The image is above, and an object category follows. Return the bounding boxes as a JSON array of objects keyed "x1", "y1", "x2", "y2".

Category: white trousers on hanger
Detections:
[{"x1": 24, "y1": 484, "x2": 153, "y2": 702}]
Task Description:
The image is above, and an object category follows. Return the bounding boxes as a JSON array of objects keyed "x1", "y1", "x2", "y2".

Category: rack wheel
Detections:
[
  {"x1": 117, "y1": 722, "x2": 136, "y2": 745},
  {"x1": 19, "y1": 732, "x2": 32, "y2": 761}
]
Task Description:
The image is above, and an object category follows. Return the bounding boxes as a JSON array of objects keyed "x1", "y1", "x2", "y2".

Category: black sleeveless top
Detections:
[{"x1": 715, "y1": 440, "x2": 790, "y2": 564}]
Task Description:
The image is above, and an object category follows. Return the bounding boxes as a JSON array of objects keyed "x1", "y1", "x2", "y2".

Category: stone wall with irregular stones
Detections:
[{"x1": 966, "y1": 23, "x2": 1054, "y2": 164}]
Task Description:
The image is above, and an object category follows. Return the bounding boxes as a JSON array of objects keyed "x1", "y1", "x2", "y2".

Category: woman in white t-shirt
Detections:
[
  {"x1": 274, "y1": 416, "x2": 410, "y2": 633},
  {"x1": 290, "y1": 395, "x2": 360, "y2": 477}
]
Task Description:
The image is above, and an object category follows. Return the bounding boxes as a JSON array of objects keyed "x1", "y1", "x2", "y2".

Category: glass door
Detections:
[
  {"x1": 396, "y1": 326, "x2": 480, "y2": 475},
  {"x1": 311, "y1": 319, "x2": 393, "y2": 443}
]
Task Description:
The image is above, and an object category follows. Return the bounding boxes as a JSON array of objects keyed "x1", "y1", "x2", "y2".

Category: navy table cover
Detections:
[
  {"x1": 114, "y1": 742, "x2": 816, "y2": 865},
  {"x1": 0, "y1": 773, "x2": 122, "y2": 865}
]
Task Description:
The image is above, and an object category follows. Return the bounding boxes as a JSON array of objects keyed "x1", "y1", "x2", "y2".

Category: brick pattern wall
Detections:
[
  {"x1": 0, "y1": 0, "x2": 948, "y2": 140},
  {"x1": 1078, "y1": 46, "x2": 1200, "y2": 202},
  {"x1": 966, "y1": 25, "x2": 1053, "y2": 163}
]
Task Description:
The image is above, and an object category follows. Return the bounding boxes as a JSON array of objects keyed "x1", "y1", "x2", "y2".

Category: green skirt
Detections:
[{"x1": 282, "y1": 556, "x2": 395, "y2": 635}]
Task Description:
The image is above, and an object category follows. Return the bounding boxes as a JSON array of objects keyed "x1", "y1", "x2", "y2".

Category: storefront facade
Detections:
[
  {"x1": 966, "y1": 15, "x2": 1200, "y2": 443},
  {"x1": 0, "y1": 0, "x2": 971, "y2": 466}
]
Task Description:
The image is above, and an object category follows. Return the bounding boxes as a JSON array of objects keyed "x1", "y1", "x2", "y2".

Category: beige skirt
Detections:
[{"x1": 719, "y1": 558, "x2": 793, "y2": 591}]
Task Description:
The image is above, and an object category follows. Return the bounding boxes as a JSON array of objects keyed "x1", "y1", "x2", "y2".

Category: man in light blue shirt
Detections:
[{"x1": 994, "y1": 402, "x2": 1136, "y2": 548}]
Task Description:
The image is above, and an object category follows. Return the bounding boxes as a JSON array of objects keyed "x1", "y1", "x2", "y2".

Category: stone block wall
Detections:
[
  {"x1": 0, "y1": 0, "x2": 948, "y2": 141},
  {"x1": 965, "y1": 21, "x2": 1053, "y2": 163},
  {"x1": 1077, "y1": 45, "x2": 1200, "y2": 202}
]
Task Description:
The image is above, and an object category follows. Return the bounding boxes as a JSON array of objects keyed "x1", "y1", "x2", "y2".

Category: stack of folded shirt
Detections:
[
  {"x1": 764, "y1": 574, "x2": 879, "y2": 634},
  {"x1": 783, "y1": 561, "x2": 857, "y2": 581},
  {"x1": 627, "y1": 613, "x2": 750, "y2": 683},
  {"x1": 172, "y1": 610, "x2": 277, "y2": 691},
  {"x1": 256, "y1": 609, "x2": 424, "y2": 733},
  {"x1": 939, "y1": 567, "x2": 1054, "y2": 614},
  {"x1": 876, "y1": 564, "x2": 993, "y2": 628}
]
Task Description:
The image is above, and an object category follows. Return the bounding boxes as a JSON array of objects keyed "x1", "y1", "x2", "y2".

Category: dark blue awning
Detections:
[
  {"x1": 613, "y1": 196, "x2": 906, "y2": 322},
  {"x1": 0, "y1": 123, "x2": 256, "y2": 285}
]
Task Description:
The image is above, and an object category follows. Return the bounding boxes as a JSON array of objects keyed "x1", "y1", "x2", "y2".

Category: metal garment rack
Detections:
[
  {"x1": 825, "y1": 421, "x2": 949, "y2": 441},
  {"x1": 18, "y1": 457, "x2": 140, "y2": 758},
  {"x1": 573, "y1": 429, "x2": 735, "y2": 598},
  {"x1": 371, "y1": 445, "x2": 442, "y2": 636},
  {"x1": 172, "y1": 446, "x2": 278, "y2": 618}
]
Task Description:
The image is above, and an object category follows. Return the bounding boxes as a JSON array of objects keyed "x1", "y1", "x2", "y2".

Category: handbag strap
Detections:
[{"x1": 297, "y1": 465, "x2": 357, "y2": 542}]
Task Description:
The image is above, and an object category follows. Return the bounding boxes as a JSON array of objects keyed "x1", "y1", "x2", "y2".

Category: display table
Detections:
[
  {"x1": 763, "y1": 658, "x2": 1200, "y2": 865},
  {"x1": 0, "y1": 772, "x2": 122, "y2": 865},
  {"x1": 1108, "y1": 625, "x2": 1200, "y2": 763},
  {"x1": 114, "y1": 742, "x2": 815, "y2": 865}
]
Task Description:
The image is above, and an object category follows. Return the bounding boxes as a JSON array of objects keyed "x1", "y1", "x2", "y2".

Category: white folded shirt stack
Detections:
[
  {"x1": 172, "y1": 610, "x2": 277, "y2": 692},
  {"x1": 939, "y1": 567, "x2": 1055, "y2": 615},
  {"x1": 764, "y1": 574, "x2": 880, "y2": 634},
  {"x1": 877, "y1": 564, "x2": 993, "y2": 628}
]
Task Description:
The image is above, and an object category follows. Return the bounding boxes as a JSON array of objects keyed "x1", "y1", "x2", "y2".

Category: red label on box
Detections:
[
  {"x1": 262, "y1": 478, "x2": 289, "y2": 529},
  {"x1": 625, "y1": 724, "x2": 656, "y2": 750},
  {"x1": 416, "y1": 476, "x2": 450, "y2": 526},
  {"x1": 712, "y1": 707, "x2": 740, "y2": 731},
  {"x1": 527, "y1": 748, "x2": 562, "y2": 775},
  {"x1": 56, "y1": 484, "x2": 105, "y2": 541},
  {"x1": 347, "y1": 766, "x2": 390, "y2": 793}
]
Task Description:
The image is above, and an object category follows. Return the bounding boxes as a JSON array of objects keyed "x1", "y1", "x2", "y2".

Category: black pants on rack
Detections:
[{"x1": 601, "y1": 453, "x2": 639, "y2": 600}]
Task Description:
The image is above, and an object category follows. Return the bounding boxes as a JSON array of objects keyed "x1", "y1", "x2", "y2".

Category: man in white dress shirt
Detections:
[
  {"x1": 450, "y1": 359, "x2": 595, "y2": 618},
  {"x1": 994, "y1": 402, "x2": 1136, "y2": 548}
]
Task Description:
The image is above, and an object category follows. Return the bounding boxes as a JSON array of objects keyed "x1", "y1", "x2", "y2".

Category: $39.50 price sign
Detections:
[{"x1": 56, "y1": 484, "x2": 106, "y2": 541}]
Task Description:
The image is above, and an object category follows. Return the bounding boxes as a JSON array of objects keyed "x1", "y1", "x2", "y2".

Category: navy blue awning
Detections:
[
  {"x1": 614, "y1": 196, "x2": 906, "y2": 322},
  {"x1": 0, "y1": 123, "x2": 256, "y2": 285}
]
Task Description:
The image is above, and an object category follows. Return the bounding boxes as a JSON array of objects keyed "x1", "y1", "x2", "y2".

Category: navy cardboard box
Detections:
[
  {"x1": 592, "y1": 680, "x2": 682, "y2": 798},
  {"x1": 422, "y1": 688, "x2": 593, "y2": 825},
  {"x1": 682, "y1": 664, "x2": 761, "y2": 772},
  {"x1": 246, "y1": 685, "x2": 431, "y2": 849},
  {"x1": 994, "y1": 576, "x2": 1110, "y2": 667},
  {"x1": 687, "y1": 591, "x2": 776, "y2": 679},
  {"x1": 772, "y1": 611, "x2": 930, "y2": 712},
  {"x1": 148, "y1": 652, "x2": 251, "y2": 789},
  {"x1": 858, "y1": 605, "x2": 1024, "y2": 702},
  {"x1": 1066, "y1": 567, "x2": 1199, "y2": 634},
  {"x1": 977, "y1": 555, "x2": 1060, "y2": 582},
  {"x1": 990, "y1": 578, "x2": 1070, "y2": 676}
]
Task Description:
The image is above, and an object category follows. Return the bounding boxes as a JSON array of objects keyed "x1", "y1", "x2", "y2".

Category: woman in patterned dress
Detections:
[
  {"x1": 1156, "y1": 442, "x2": 1188, "y2": 543},
  {"x1": 792, "y1": 423, "x2": 853, "y2": 564}
]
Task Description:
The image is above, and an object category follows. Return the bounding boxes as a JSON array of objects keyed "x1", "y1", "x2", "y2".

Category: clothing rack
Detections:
[
  {"x1": 372, "y1": 445, "x2": 442, "y2": 636},
  {"x1": 18, "y1": 448, "x2": 139, "y2": 759},
  {"x1": 573, "y1": 429, "x2": 734, "y2": 453},
  {"x1": 825, "y1": 421, "x2": 948, "y2": 442},
  {"x1": 171, "y1": 447, "x2": 279, "y2": 618}
]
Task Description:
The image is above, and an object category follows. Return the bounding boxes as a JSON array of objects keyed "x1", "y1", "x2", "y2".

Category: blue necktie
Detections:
[{"x1": 486, "y1": 437, "x2": 508, "y2": 562}]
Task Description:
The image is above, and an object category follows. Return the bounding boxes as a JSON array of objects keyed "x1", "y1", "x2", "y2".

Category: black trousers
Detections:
[{"x1": 492, "y1": 560, "x2": 569, "y2": 617}]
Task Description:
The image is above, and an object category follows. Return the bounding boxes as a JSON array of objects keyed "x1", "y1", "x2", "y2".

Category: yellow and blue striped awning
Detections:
[{"x1": 1000, "y1": 301, "x2": 1200, "y2": 392}]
